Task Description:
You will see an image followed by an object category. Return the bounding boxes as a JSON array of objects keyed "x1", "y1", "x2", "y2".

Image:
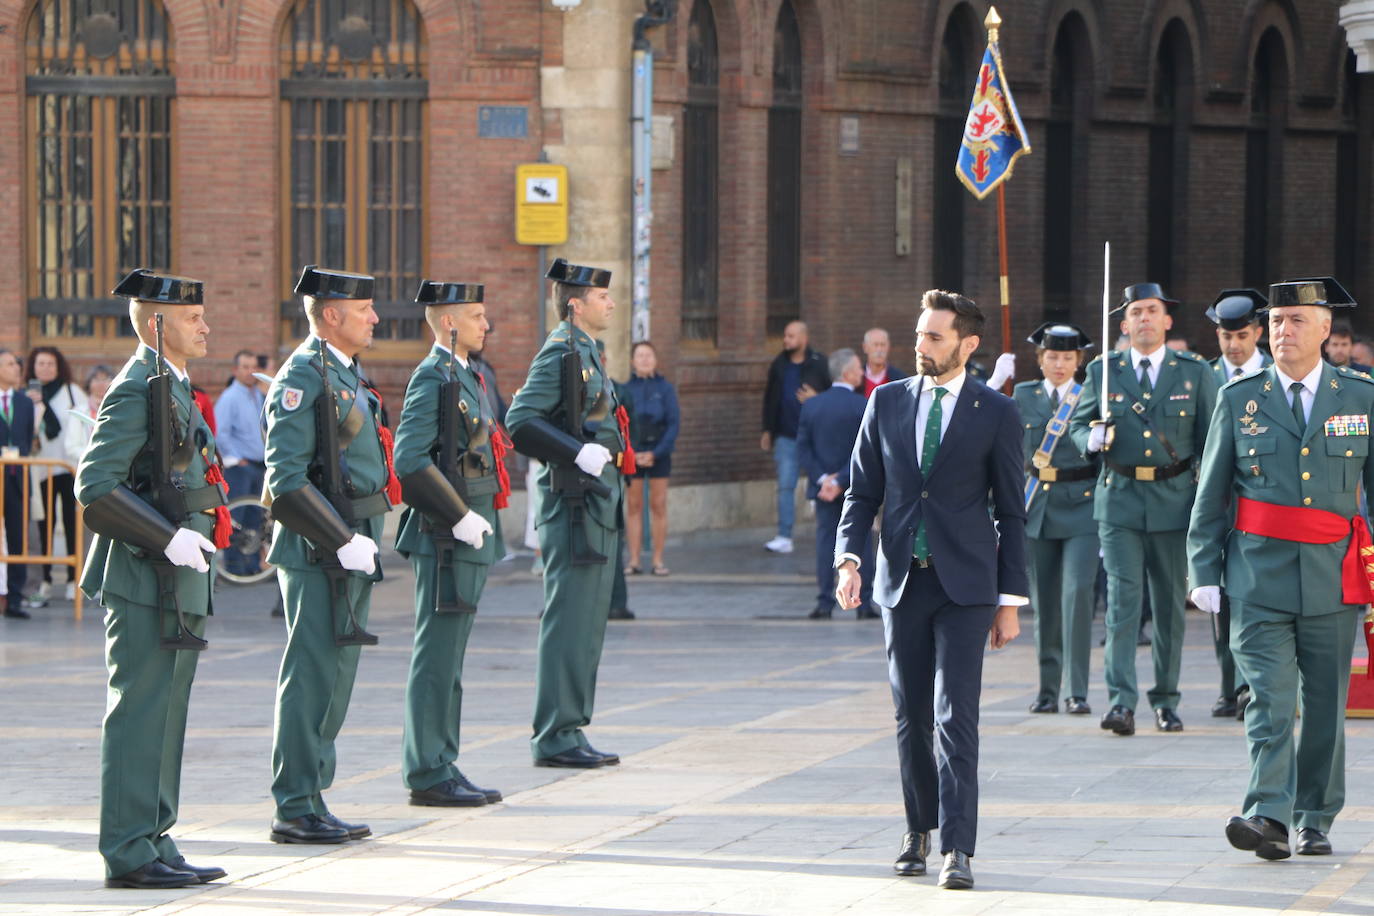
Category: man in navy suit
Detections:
[
  {"x1": 0, "y1": 349, "x2": 35, "y2": 617},
  {"x1": 797, "y1": 348, "x2": 874, "y2": 619},
  {"x1": 835, "y1": 290, "x2": 1027, "y2": 890}
]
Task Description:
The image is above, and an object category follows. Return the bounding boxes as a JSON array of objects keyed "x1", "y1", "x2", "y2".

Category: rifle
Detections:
[
  {"x1": 312, "y1": 337, "x2": 379, "y2": 647},
  {"x1": 548, "y1": 340, "x2": 612, "y2": 565},
  {"x1": 147, "y1": 313, "x2": 207, "y2": 651},
  {"x1": 430, "y1": 329, "x2": 475, "y2": 613}
]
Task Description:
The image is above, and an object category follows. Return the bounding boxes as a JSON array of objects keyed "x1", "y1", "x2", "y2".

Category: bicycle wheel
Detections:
[{"x1": 215, "y1": 495, "x2": 276, "y2": 585}]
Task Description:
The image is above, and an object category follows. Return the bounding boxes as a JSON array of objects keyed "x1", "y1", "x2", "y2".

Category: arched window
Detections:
[
  {"x1": 26, "y1": 0, "x2": 174, "y2": 347},
  {"x1": 933, "y1": 13, "x2": 974, "y2": 294},
  {"x1": 681, "y1": 0, "x2": 720, "y2": 343},
  {"x1": 1042, "y1": 14, "x2": 1091, "y2": 321},
  {"x1": 1147, "y1": 20, "x2": 1193, "y2": 291},
  {"x1": 281, "y1": 0, "x2": 427, "y2": 345},
  {"x1": 765, "y1": 0, "x2": 802, "y2": 338},
  {"x1": 1244, "y1": 29, "x2": 1286, "y2": 288}
]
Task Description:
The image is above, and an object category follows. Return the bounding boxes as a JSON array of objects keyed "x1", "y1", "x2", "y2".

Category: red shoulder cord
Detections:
[
  {"x1": 476, "y1": 374, "x2": 512, "y2": 509},
  {"x1": 364, "y1": 385, "x2": 404, "y2": 506},
  {"x1": 615, "y1": 405, "x2": 637, "y2": 476},
  {"x1": 190, "y1": 396, "x2": 232, "y2": 549}
]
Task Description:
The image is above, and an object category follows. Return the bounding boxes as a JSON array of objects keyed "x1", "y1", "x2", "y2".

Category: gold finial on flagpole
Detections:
[{"x1": 985, "y1": 5, "x2": 1001, "y2": 42}]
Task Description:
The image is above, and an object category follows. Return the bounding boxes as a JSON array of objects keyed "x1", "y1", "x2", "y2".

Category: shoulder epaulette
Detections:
[
  {"x1": 1337, "y1": 365, "x2": 1374, "y2": 384},
  {"x1": 1013, "y1": 380, "x2": 1040, "y2": 393},
  {"x1": 1222, "y1": 367, "x2": 1266, "y2": 388},
  {"x1": 1170, "y1": 348, "x2": 1205, "y2": 364}
]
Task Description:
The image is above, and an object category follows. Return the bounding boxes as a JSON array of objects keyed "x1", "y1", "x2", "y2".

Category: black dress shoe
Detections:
[
  {"x1": 893, "y1": 831, "x2": 929, "y2": 876},
  {"x1": 161, "y1": 856, "x2": 227, "y2": 883},
  {"x1": 410, "y1": 778, "x2": 488, "y2": 807},
  {"x1": 270, "y1": 814, "x2": 350, "y2": 844},
  {"x1": 1226, "y1": 815, "x2": 1290, "y2": 860},
  {"x1": 1100, "y1": 705, "x2": 1135, "y2": 736},
  {"x1": 4, "y1": 605, "x2": 31, "y2": 619},
  {"x1": 856, "y1": 604, "x2": 880, "y2": 620},
  {"x1": 608, "y1": 607, "x2": 636, "y2": 620},
  {"x1": 455, "y1": 771, "x2": 503, "y2": 803},
  {"x1": 1211, "y1": 695, "x2": 1238, "y2": 718},
  {"x1": 1295, "y1": 827, "x2": 1332, "y2": 855},
  {"x1": 1065, "y1": 697, "x2": 1092, "y2": 715},
  {"x1": 534, "y1": 746, "x2": 606, "y2": 768},
  {"x1": 807, "y1": 603, "x2": 833, "y2": 620},
  {"x1": 937, "y1": 850, "x2": 974, "y2": 890},
  {"x1": 105, "y1": 860, "x2": 199, "y2": 889},
  {"x1": 1028, "y1": 697, "x2": 1057, "y2": 714},
  {"x1": 585, "y1": 745, "x2": 620, "y2": 765},
  {"x1": 319, "y1": 811, "x2": 371, "y2": 838},
  {"x1": 1235, "y1": 685, "x2": 1252, "y2": 721},
  {"x1": 1154, "y1": 708, "x2": 1184, "y2": 732}
]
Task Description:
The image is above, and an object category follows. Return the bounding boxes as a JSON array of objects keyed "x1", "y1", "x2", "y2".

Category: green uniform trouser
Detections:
[
  {"x1": 1028, "y1": 533, "x2": 1098, "y2": 703},
  {"x1": 1099, "y1": 524, "x2": 1187, "y2": 711},
  {"x1": 100, "y1": 602, "x2": 205, "y2": 877},
  {"x1": 1232, "y1": 601, "x2": 1358, "y2": 832},
  {"x1": 531, "y1": 515, "x2": 618, "y2": 759},
  {"x1": 271, "y1": 565, "x2": 373, "y2": 819},
  {"x1": 1213, "y1": 592, "x2": 1239, "y2": 699},
  {"x1": 402, "y1": 552, "x2": 483, "y2": 790}
]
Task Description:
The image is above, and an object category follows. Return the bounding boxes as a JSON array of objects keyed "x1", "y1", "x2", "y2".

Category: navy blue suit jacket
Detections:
[
  {"x1": 836, "y1": 374, "x2": 1028, "y2": 608},
  {"x1": 0, "y1": 389, "x2": 34, "y2": 486},
  {"x1": 796, "y1": 384, "x2": 867, "y2": 499}
]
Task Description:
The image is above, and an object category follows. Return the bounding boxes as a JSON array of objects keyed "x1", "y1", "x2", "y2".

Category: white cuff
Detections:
[
  {"x1": 836, "y1": 552, "x2": 862, "y2": 570},
  {"x1": 998, "y1": 594, "x2": 1029, "y2": 607}
]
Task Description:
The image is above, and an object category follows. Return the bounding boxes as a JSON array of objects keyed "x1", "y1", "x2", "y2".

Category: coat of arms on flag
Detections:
[{"x1": 956, "y1": 40, "x2": 1031, "y2": 200}]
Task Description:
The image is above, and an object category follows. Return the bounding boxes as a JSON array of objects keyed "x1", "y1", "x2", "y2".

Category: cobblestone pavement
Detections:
[{"x1": 2, "y1": 523, "x2": 1373, "y2": 914}]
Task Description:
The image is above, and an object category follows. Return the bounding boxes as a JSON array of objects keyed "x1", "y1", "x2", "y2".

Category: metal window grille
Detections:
[
  {"x1": 681, "y1": 0, "x2": 719, "y2": 344},
  {"x1": 765, "y1": 0, "x2": 802, "y2": 339}
]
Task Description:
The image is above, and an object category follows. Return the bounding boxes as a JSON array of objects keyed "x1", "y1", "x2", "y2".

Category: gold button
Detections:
[
  {"x1": 1302, "y1": 472, "x2": 1311, "y2": 480},
  {"x1": 1042, "y1": 483, "x2": 1050, "y2": 491},
  {"x1": 1084, "y1": 490, "x2": 1092, "y2": 497},
  {"x1": 1144, "y1": 430, "x2": 1152, "y2": 438},
  {"x1": 1301, "y1": 447, "x2": 1310, "y2": 456},
  {"x1": 1179, "y1": 410, "x2": 1186, "y2": 416},
  {"x1": 1249, "y1": 448, "x2": 1256, "y2": 456},
  {"x1": 1304, "y1": 497, "x2": 1312, "y2": 505},
  {"x1": 1348, "y1": 450, "x2": 1355, "y2": 457},
  {"x1": 1144, "y1": 449, "x2": 1152, "y2": 457}
]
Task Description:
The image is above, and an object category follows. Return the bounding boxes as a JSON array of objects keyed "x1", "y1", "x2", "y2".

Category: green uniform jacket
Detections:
[
  {"x1": 1188, "y1": 362, "x2": 1374, "y2": 615},
  {"x1": 1210, "y1": 352, "x2": 1272, "y2": 386},
  {"x1": 505, "y1": 321, "x2": 626, "y2": 530},
  {"x1": 393, "y1": 345, "x2": 506, "y2": 565},
  {"x1": 1070, "y1": 348, "x2": 1219, "y2": 531},
  {"x1": 76, "y1": 346, "x2": 218, "y2": 613},
  {"x1": 264, "y1": 338, "x2": 389, "y2": 565},
  {"x1": 1014, "y1": 380, "x2": 1096, "y2": 540}
]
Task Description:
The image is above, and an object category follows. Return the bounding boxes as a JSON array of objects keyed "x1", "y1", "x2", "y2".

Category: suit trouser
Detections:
[
  {"x1": 100, "y1": 600, "x2": 204, "y2": 877},
  {"x1": 1231, "y1": 601, "x2": 1358, "y2": 832},
  {"x1": 531, "y1": 513, "x2": 617, "y2": 759},
  {"x1": 814, "y1": 498, "x2": 872, "y2": 608},
  {"x1": 3, "y1": 472, "x2": 27, "y2": 596},
  {"x1": 402, "y1": 550, "x2": 484, "y2": 790},
  {"x1": 1028, "y1": 533, "x2": 1098, "y2": 702},
  {"x1": 1098, "y1": 524, "x2": 1187, "y2": 711},
  {"x1": 883, "y1": 565, "x2": 995, "y2": 856},
  {"x1": 271, "y1": 564, "x2": 373, "y2": 819}
]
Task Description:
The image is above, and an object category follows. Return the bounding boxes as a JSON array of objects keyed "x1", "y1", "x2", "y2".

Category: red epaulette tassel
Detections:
[
  {"x1": 203, "y1": 463, "x2": 233, "y2": 549},
  {"x1": 614, "y1": 405, "x2": 637, "y2": 476}
]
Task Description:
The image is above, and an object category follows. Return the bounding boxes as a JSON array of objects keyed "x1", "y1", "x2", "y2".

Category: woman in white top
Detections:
[
  {"x1": 25, "y1": 346, "x2": 87, "y2": 604},
  {"x1": 63, "y1": 364, "x2": 113, "y2": 463}
]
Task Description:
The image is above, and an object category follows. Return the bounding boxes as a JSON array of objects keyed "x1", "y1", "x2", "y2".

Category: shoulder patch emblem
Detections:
[{"x1": 282, "y1": 387, "x2": 303, "y2": 411}]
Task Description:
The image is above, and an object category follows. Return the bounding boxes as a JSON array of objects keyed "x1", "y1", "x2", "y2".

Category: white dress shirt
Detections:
[
  {"x1": 1274, "y1": 362, "x2": 1323, "y2": 424},
  {"x1": 1220, "y1": 349, "x2": 1266, "y2": 378},
  {"x1": 1042, "y1": 378, "x2": 1074, "y2": 403}
]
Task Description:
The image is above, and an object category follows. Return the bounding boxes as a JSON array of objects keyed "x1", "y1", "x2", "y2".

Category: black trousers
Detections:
[
  {"x1": 883, "y1": 563, "x2": 995, "y2": 856},
  {"x1": 3, "y1": 471, "x2": 27, "y2": 596},
  {"x1": 36, "y1": 472, "x2": 77, "y2": 583}
]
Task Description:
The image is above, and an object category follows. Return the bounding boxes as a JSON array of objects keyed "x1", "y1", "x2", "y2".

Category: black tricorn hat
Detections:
[
  {"x1": 294, "y1": 265, "x2": 375, "y2": 300},
  {"x1": 1027, "y1": 322, "x2": 1093, "y2": 351},
  {"x1": 1112, "y1": 282, "x2": 1180, "y2": 314},
  {"x1": 546, "y1": 257, "x2": 612, "y2": 289},
  {"x1": 1268, "y1": 277, "x2": 1356, "y2": 310},
  {"x1": 1206, "y1": 289, "x2": 1267, "y2": 329},
  {"x1": 111, "y1": 269, "x2": 204, "y2": 305},
  {"x1": 414, "y1": 280, "x2": 484, "y2": 305}
]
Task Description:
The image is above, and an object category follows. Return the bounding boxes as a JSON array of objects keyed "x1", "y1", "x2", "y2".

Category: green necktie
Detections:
[
  {"x1": 913, "y1": 386, "x2": 946, "y2": 563},
  {"x1": 1, "y1": 391, "x2": 9, "y2": 424},
  {"x1": 1290, "y1": 381, "x2": 1306, "y2": 433},
  {"x1": 1138, "y1": 360, "x2": 1153, "y2": 394},
  {"x1": 1049, "y1": 388, "x2": 1060, "y2": 411}
]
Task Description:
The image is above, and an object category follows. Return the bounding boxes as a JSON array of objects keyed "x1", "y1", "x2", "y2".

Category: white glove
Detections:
[
  {"x1": 1190, "y1": 586, "x2": 1222, "y2": 615},
  {"x1": 575, "y1": 443, "x2": 613, "y2": 477},
  {"x1": 452, "y1": 511, "x2": 493, "y2": 549},
  {"x1": 1087, "y1": 424, "x2": 1109, "y2": 453},
  {"x1": 164, "y1": 528, "x2": 216, "y2": 573},
  {"x1": 336, "y1": 533, "x2": 378, "y2": 574},
  {"x1": 988, "y1": 353, "x2": 1016, "y2": 389}
]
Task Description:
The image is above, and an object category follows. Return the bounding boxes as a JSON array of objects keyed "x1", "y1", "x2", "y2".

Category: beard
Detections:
[{"x1": 918, "y1": 350, "x2": 960, "y2": 378}]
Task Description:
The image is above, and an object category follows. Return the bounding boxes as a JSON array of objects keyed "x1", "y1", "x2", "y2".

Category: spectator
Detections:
[
  {"x1": 63, "y1": 364, "x2": 114, "y2": 462},
  {"x1": 1353, "y1": 338, "x2": 1374, "y2": 368},
  {"x1": 760, "y1": 320, "x2": 829, "y2": 554},
  {"x1": 860, "y1": 327, "x2": 906, "y2": 397},
  {"x1": 26, "y1": 346, "x2": 86, "y2": 605},
  {"x1": 214, "y1": 349, "x2": 267, "y2": 576},
  {"x1": 0, "y1": 349, "x2": 34, "y2": 618},
  {"x1": 623, "y1": 341, "x2": 679, "y2": 577},
  {"x1": 1165, "y1": 333, "x2": 1191, "y2": 353},
  {"x1": 1325, "y1": 320, "x2": 1372, "y2": 374},
  {"x1": 797, "y1": 348, "x2": 874, "y2": 619}
]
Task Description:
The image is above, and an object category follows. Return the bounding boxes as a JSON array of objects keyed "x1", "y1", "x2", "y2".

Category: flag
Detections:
[{"x1": 955, "y1": 41, "x2": 1031, "y2": 200}]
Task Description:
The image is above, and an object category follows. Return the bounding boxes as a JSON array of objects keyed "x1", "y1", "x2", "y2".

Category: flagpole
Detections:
[{"x1": 988, "y1": 7, "x2": 1012, "y2": 394}]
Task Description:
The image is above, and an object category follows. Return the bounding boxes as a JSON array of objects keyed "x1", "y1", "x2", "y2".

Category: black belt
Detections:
[
  {"x1": 350, "y1": 491, "x2": 390, "y2": 520},
  {"x1": 1025, "y1": 464, "x2": 1097, "y2": 483},
  {"x1": 1106, "y1": 458, "x2": 1192, "y2": 482}
]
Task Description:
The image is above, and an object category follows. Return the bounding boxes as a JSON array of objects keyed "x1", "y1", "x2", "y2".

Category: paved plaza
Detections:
[{"x1": 3, "y1": 523, "x2": 1374, "y2": 915}]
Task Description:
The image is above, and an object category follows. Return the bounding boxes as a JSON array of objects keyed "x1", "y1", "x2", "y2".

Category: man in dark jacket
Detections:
[
  {"x1": 0, "y1": 349, "x2": 35, "y2": 616},
  {"x1": 760, "y1": 320, "x2": 829, "y2": 554}
]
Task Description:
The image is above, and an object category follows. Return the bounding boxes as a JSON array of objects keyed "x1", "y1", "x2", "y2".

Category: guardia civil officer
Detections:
[
  {"x1": 1015, "y1": 323, "x2": 1098, "y2": 715},
  {"x1": 1189, "y1": 277, "x2": 1372, "y2": 860},
  {"x1": 506, "y1": 258, "x2": 631, "y2": 768},
  {"x1": 1205, "y1": 289, "x2": 1272, "y2": 719},
  {"x1": 395, "y1": 280, "x2": 508, "y2": 806},
  {"x1": 1070, "y1": 283, "x2": 1219, "y2": 735},
  {"x1": 77, "y1": 270, "x2": 228, "y2": 888},
  {"x1": 265, "y1": 266, "x2": 399, "y2": 843}
]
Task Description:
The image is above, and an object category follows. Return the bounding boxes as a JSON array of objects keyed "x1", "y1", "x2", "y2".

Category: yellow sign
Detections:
[{"x1": 515, "y1": 164, "x2": 568, "y2": 245}]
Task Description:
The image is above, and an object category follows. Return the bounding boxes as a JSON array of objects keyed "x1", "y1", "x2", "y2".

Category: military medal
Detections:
[{"x1": 1246, "y1": 400, "x2": 1258, "y2": 416}]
